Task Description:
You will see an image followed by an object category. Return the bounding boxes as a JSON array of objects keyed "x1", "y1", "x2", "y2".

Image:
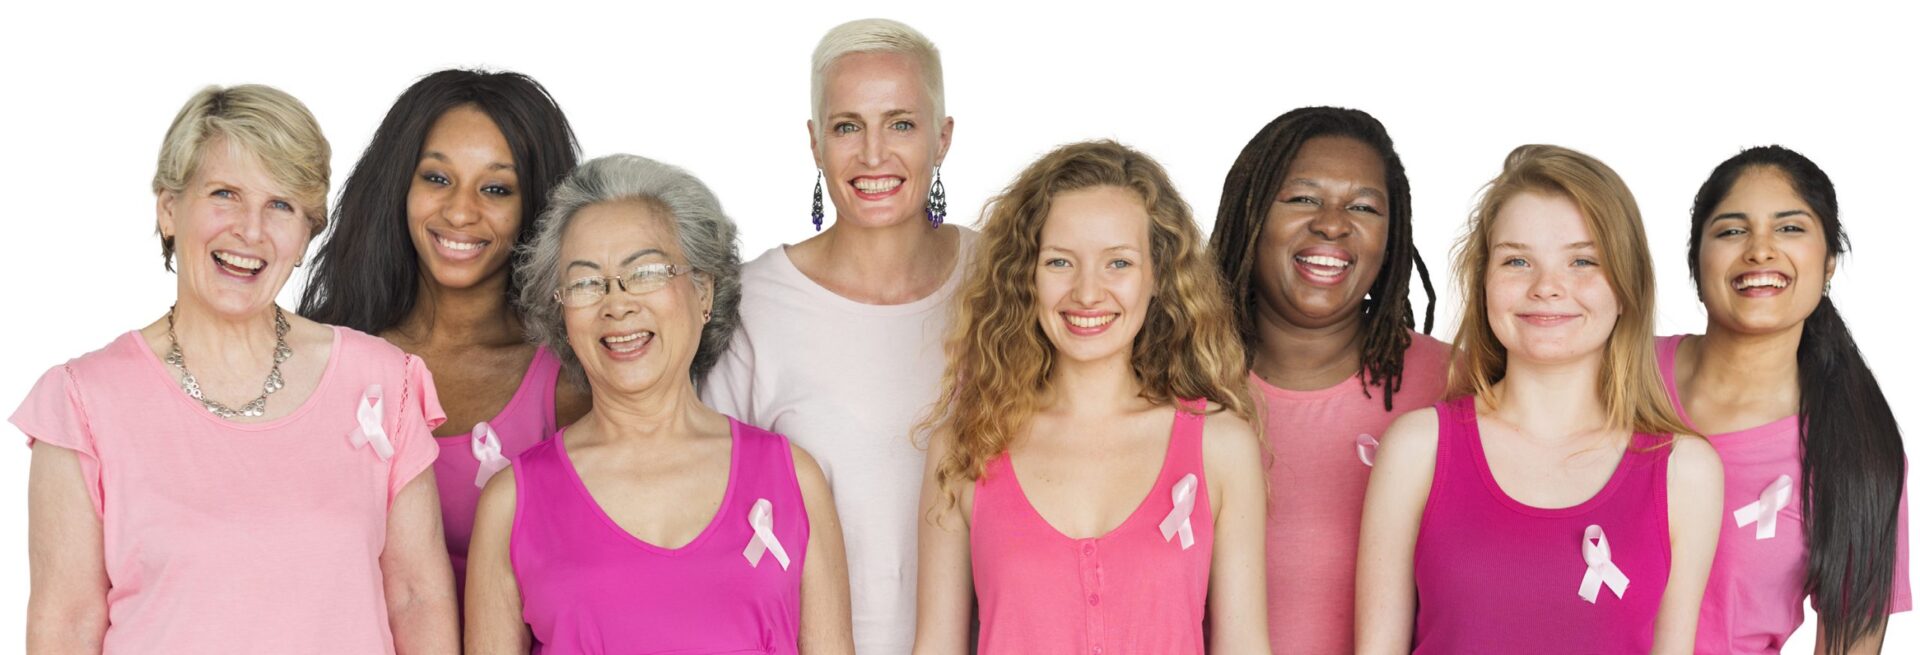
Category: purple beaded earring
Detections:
[
  {"x1": 811, "y1": 170, "x2": 825, "y2": 231},
  {"x1": 926, "y1": 166, "x2": 947, "y2": 228}
]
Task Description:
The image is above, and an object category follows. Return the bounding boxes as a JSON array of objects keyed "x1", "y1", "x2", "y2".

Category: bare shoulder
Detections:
[
  {"x1": 788, "y1": 441, "x2": 834, "y2": 502},
  {"x1": 1199, "y1": 402, "x2": 1262, "y2": 474},
  {"x1": 476, "y1": 466, "x2": 520, "y2": 514},
  {"x1": 1381, "y1": 406, "x2": 1441, "y2": 449},
  {"x1": 1665, "y1": 434, "x2": 1723, "y2": 480}
]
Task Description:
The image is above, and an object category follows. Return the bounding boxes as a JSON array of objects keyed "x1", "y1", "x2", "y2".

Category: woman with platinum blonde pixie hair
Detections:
[
  {"x1": 703, "y1": 17, "x2": 971, "y2": 653},
  {"x1": 914, "y1": 141, "x2": 1271, "y2": 654},
  {"x1": 13, "y1": 85, "x2": 459, "y2": 653},
  {"x1": 1355, "y1": 145, "x2": 1721, "y2": 654},
  {"x1": 464, "y1": 154, "x2": 853, "y2": 653}
]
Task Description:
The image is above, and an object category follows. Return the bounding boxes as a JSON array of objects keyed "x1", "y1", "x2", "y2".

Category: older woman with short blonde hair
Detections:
[{"x1": 13, "y1": 84, "x2": 458, "y2": 653}]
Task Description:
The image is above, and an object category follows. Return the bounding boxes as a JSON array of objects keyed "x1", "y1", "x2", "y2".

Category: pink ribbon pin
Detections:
[
  {"x1": 1578, "y1": 524, "x2": 1630, "y2": 603},
  {"x1": 1357, "y1": 433, "x2": 1380, "y2": 467},
  {"x1": 471, "y1": 421, "x2": 510, "y2": 489},
  {"x1": 743, "y1": 498, "x2": 791, "y2": 570},
  {"x1": 1158, "y1": 473, "x2": 1199, "y2": 550},
  {"x1": 1734, "y1": 474, "x2": 1794, "y2": 540},
  {"x1": 347, "y1": 385, "x2": 393, "y2": 461}
]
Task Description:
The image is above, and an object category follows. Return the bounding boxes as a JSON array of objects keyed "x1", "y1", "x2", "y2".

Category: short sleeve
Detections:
[
  {"x1": 700, "y1": 325, "x2": 757, "y2": 424},
  {"x1": 10, "y1": 365, "x2": 104, "y2": 516},
  {"x1": 385, "y1": 354, "x2": 447, "y2": 507},
  {"x1": 1891, "y1": 468, "x2": 1912, "y2": 613}
]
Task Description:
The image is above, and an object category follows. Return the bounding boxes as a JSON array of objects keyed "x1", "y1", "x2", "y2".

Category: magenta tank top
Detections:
[
  {"x1": 433, "y1": 346, "x2": 561, "y2": 596},
  {"x1": 1413, "y1": 396, "x2": 1672, "y2": 653},
  {"x1": 970, "y1": 400, "x2": 1213, "y2": 655},
  {"x1": 511, "y1": 418, "x2": 808, "y2": 654}
]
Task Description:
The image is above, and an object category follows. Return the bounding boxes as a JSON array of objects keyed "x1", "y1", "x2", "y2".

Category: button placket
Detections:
[{"x1": 1079, "y1": 538, "x2": 1105, "y2": 653}]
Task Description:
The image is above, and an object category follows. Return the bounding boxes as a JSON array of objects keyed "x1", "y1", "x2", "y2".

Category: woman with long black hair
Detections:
[
  {"x1": 1660, "y1": 145, "x2": 1910, "y2": 653},
  {"x1": 299, "y1": 69, "x2": 590, "y2": 597}
]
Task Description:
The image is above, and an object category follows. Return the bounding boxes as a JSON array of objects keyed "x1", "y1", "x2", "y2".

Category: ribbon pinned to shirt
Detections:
[
  {"x1": 471, "y1": 421, "x2": 510, "y2": 489},
  {"x1": 743, "y1": 498, "x2": 791, "y2": 570},
  {"x1": 1158, "y1": 473, "x2": 1199, "y2": 550},
  {"x1": 1357, "y1": 433, "x2": 1380, "y2": 467},
  {"x1": 1578, "y1": 524, "x2": 1630, "y2": 603},
  {"x1": 1733, "y1": 474, "x2": 1794, "y2": 540},
  {"x1": 347, "y1": 385, "x2": 394, "y2": 461}
]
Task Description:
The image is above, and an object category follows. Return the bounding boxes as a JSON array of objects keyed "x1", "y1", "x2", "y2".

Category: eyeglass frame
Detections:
[{"x1": 552, "y1": 262, "x2": 698, "y2": 307}]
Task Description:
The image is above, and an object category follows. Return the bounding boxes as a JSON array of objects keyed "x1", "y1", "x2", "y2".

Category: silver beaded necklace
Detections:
[{"x1": 164, "y1": 305, "x2": 294, "y2": 419}]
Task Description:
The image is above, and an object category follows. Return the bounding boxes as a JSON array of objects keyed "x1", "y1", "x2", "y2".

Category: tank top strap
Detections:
[
  {"x1": 728, "y1": 419, "x2": 804, "y2": 507},
  {"x1": 1429, "y1": 395, "x2": 1480, "y2": 501},
  {"x1": 525, "y1": 346, "x2": 564, "y2": 432},
  {"x1": 1163, "y1": 398, "x2": 1210, "y2": 483}
]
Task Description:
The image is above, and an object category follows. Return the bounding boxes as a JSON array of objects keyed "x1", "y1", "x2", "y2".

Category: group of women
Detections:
[{"x1": 13, "y1": 16, "x2": 1911, "y2": 655}]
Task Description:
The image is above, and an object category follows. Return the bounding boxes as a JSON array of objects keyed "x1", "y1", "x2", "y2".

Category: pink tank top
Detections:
[
  {"x1": 511, "y1": 418, "x2": 808, "y2": 654},
  {"x1": 970, "y1": 400, "x2": 1213, "y2": 655},
  {"x1": 1413, "y1": 396, "x2": 1672, "y2": 653},
  {"x1": 433, "y1": 346, "x2": 561, "y2": 596}
]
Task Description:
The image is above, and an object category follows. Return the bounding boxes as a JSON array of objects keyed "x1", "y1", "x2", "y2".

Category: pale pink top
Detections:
[
  {"x1": 10, "y1": 328, "x2": 444, "y2": 654},
  {"x1": 1252, "y1": 331, "x2": 1449, "y2": 654},
  {"x1": 1656, "y1": 335, "x2": 1911, "y2": 654},
  {"x1": 702, "y1": 230, "x2": 974, "y2": 654},
  {"x1": 432, "y1": 345, "x2": 560, "y2": 597},
  {"x1": 970, "y1": 400, "x2": 1213, "y2": 655}
]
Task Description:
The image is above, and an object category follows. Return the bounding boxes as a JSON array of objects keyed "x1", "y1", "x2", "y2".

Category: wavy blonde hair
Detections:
[
  {"x1": 926, "y1": 140, "x2": 1253, "y2": 511},
  {"x1": 1449, "y1": 144, "x2": 1688, "y2": 438}
]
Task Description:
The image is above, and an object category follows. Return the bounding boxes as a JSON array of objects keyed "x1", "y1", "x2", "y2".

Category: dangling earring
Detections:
[
  {"x1": 812, "y1": 170, "x2": 825, "y2": 232},
  {"x1": 926, "y1": 166, "x2": 947, "y2": 228}
]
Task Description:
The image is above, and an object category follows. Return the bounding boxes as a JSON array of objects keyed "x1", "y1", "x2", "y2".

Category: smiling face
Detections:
[
  {"x1": 1696, "y1": 167, "x2": 1833, "y2": 336},
  {"x1": 557, "y1": 199, "x2": 710, "y2": 397},
  {"x1": 1034, "y1": 185, "x2": 1155, "y2": 367},
  {"x1": 1254, "y1": 135, "x2": 1391, "y2": 330},
  {"x1": 1484, "y1": 191, "x2": 1620, "y2": 367},
  {"x1": 406, "y1": 105, "x2": 522, "y2": 291},
  {"x1": 157, "y1": 137, "x2": 314, "y2": 318},
  {"x1": 809, "y1": 51, "x2": 953, "y2": 229}
]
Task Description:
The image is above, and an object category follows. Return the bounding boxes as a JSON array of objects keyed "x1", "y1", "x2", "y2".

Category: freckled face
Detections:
[{"x1": 1484, "y1": 192, "x2": 1620, "y2": 367}]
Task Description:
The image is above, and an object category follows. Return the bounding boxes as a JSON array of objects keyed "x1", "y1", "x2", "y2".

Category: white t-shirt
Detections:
[{"x1": 702, "y1": 229, "x2": 974, "y2": 653}]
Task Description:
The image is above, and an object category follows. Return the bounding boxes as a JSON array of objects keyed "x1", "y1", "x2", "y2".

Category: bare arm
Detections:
[
  {"x1": 911, "y1": 429, "x2": 974, "y2": 655},
  {"x1": 1202, "y1": 411, "x2": 1272, "y2": 653},
  {"x1": 790, "y1": 444, "x2": 854, "y2": 653},
  {"x1": 1354, "y1": 408, "x2": 1440, "y2": 654},
  {"x1": 27, "y1": 441, "x2": 108, "y2": 655},
  {"x1": 464, "y1": 469, "x2": 531, "y2": 654},
  {"x1": 382, "y1": 470, "x2": 460, "y2": 654},
  {"x1": 1651, "y1": 436, "x2": 1723, "y2": 654}
]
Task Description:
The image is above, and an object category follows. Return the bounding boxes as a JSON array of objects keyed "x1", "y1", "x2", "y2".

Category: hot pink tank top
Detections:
[
  {"x1": 1413, "y1": 396, "x2": 1672, "y2": 653},
  {"x1": 970, "y1": 400, "x2": 1213, "y2": 655},
  {"x1": 510, "y1": 418, "x2": 807, "y2": 654},
  {"x1": 433, "y1": 346, "x2": 561, "y2": 596}
]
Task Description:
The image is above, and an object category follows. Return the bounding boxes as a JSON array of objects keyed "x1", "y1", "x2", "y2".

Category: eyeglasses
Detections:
[{"x1": 554, "y1": 263, "x2": 694, "y2": 307}]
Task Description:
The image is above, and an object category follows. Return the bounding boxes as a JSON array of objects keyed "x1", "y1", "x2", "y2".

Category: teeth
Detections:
[
  {"x1": 1297, "y1": 255, "x2": 1351, "y2": 269},
  {"x1": 437, "y1": 236, "x2": 485, "y2": 251},
  {"x1": 604, "y1": 332, "x2": 650, "y2": 344},
  {"x1": 1735, "y1": 273, "x2": 1789, "y2": 290},
  {"x1": 213, "y1": 251, "x2": 264, "y2": 270},
  {"x1": 854, "y1": 178, "x2": 902, "y2": 192},
  {"x1": 1064, "y1": 314, "x2": 1116, "y2": 328}
]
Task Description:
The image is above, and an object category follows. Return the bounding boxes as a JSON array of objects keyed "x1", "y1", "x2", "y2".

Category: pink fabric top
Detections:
[
  {"x1": 9, "y1": 328, "x2": 444, "y2": 655},
  {"x1": 1413, "y1": 395, "x2": 1672, "y2": 654},
  {"x1": 511, "y1": 419, "x2": 808, "y2": 654},
  {"x1": 970, "y1": 400, "x2": 1213, "y2": 655},
  {"x1": 1656, "y1": 335, "x2": 1912, "y2": 654},
  {"x1": 432, "y1": 345, "x2": 560, "y2": 597},
  {"x1": 1254, "y1": 331, "x2": 1449, "y2": 654}
]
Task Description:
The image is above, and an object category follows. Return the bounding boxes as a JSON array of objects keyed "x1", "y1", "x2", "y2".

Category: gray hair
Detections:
[
  {"x1": 515, "y1": 154, "x2": 742, "y2": 384},
  {"x1": 810, "y1": 18, "x2": 946, "y2": 130}
]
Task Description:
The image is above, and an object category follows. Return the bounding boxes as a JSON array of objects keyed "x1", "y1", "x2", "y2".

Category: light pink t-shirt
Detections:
[
  {"x1": 1254, "y1": 331, "x2": 1449, "y2": 654},
  {"x1": 702, "y1": 231, "x2": 973, "y2": 655},
  {"x1": 10, "y1": 327, "x2": 444, "y2": 655},
  {"x1": 1656, "y1": 335, "x2": 1912, "y2": 654}
]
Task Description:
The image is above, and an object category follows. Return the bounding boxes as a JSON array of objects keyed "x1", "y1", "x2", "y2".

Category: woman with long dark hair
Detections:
[
  {"x1": 1208, "y1": 106, "x2": 1445, "y2": 653},
  {"x1": 1661, "y1": 145, "x2": 1910, "y2": 654},
  {"x1": 299, "y1": 69, "x2": 590, "y2": 595}
]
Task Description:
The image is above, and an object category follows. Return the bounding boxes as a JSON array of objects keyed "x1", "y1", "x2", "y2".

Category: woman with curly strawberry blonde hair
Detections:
[{"x1": 912, "y1": 140, "x2": 1271, "y2": 654}]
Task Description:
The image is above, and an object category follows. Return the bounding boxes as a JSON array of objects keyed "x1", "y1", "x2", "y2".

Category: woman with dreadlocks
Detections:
[{"x1": 1207, "y1": 106, "x2": 1447, "y2": 653}]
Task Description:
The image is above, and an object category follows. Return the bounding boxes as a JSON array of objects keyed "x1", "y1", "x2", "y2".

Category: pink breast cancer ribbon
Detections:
[
  {"x1": 743, "y1": 498, "x2": 791, "y2": 570},
  {"x1": 1734, "y1": 474, "x2": 1794, "y2": 540},
  {"x1": 1357, "y1": 433, "x2": 1380, "y2": 467},
  {"x1": 347, "y1": 385, "x2": 393, "y2": 461},
  {"x1": 1158, "y1": 473, "x2": 1199, "y2": 550},
  {"x1": 471, "y1": 421, "x2": 510, "y2": 489},
  {"x1": 1578, "y1": 524, "x2": 1630, "y2": 603}
]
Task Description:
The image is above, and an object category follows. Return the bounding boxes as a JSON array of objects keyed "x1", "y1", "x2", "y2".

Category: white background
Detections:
[{"x1": 2, "y1": 1, "x2": 1915, "y2": 651}]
